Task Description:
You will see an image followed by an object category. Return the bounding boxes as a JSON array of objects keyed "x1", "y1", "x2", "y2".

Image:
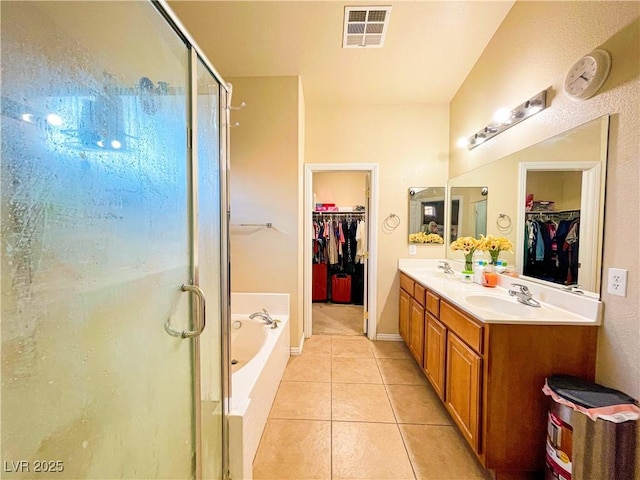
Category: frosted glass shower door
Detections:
[{"x1": 1, "y1": 2, "x2": 199, "y2": 478}]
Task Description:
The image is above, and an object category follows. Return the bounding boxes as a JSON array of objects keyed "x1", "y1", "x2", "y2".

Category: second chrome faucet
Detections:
[{"x1": 508, "y1": 284, "x2": 541, "y2": 307}]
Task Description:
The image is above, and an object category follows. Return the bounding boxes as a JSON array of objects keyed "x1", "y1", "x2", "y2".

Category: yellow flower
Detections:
[
  {"x1": 449, "y1": 236, "x2": 481, "y2": 255},
  {"x1": 476, "y1": 234, "x2": 513, "y2": 253},
  {"x1": 409, "y1": 232, "x2": 444, "y2": 244}
]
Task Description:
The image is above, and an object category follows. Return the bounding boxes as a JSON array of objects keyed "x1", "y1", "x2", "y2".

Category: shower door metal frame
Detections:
[{"x1": 153, "y1": 2, "x2": 231, "y2": 479}]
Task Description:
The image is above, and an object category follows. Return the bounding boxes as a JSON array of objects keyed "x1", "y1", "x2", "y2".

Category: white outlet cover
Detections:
[
  {"x1": 607, "y1": 267, "x2": 628, "y2": 297},
  {"x1": 409, "y1": 244, "x2": 417, "y2": 255}
]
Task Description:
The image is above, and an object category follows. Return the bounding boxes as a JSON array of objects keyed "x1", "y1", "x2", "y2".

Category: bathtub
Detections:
[{"x1": 228, "y1": 294, "x2": 290, "y2": 480}]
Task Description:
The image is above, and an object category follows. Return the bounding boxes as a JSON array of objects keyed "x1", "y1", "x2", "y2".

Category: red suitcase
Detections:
[
  {"x1": 331, "y1": 273, "x2": 352, "y2": 303},
  {"x1": 312, "y1": 263, "x2": 328, "y2": 301}
]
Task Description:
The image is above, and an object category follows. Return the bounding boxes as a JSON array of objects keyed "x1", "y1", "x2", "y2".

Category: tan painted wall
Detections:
[
  {"x1": 227, "y1": 76, "x2": 304, "y2": 345},
  {"x1": 313, "y1": 172, "x2": 367, "y2": 207},
  {"x1": 526, "y1": 171, "x2": 582, "y2": 212},
  {"x1": 306, "y1": 104, "x2": 449, "y2": 335},
  {"x1": 450, "y1": 3, "x2": 640, "y2": 399}
]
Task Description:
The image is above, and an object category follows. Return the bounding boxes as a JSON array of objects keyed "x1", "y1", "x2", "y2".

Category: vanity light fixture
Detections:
[{"x1": 465, "y1": 89, "x2": 547, "y2": 150}]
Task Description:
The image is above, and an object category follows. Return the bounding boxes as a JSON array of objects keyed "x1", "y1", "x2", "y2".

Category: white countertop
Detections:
[{"x1": 399, "y1": 259, "x2": 602, "y2": 326}]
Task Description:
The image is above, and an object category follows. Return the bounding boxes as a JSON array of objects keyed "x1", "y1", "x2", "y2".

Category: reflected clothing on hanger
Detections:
[{"x1": 524, "y1": 213, "x2": 580, "y2": 285}]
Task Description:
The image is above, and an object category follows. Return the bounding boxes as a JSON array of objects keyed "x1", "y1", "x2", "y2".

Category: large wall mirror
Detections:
[
  {"x1": 408, "y1": 187, "x2": 445, "y2": 244},
  {"x1": 447, "y1": 115, "x2": 609, "y2": 296}
]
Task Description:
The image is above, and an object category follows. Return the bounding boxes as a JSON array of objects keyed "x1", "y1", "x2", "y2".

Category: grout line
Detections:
[{"x1": 330, "y1": 334, "x2": 333, "y2": 479}]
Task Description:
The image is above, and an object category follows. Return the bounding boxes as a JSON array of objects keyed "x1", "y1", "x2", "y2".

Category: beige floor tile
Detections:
[
  {"x1": 386, "y1": 384, "x2": 452, "y2": 425},
  {"x1": 332, "y1": 335, "x2": 374, "y2": 357},
  {"x1": 332, "y1": 422, "x2": 415, "y2": 480},
  {"x1": 282, "y1": 355, "x2": 331, "y2": 383},
  {"x1": 270, "y1": 381, "x2": 331, "y2": 420},
  {"x1": 376, "y1": 358, "x2": 429, "y2": 386},
  {"x1": 332, "y1": 383, "x2": 396, "y2": 423},
  {"x1": 303, "y1": 334, "x2": 333, "y2": 357},
  {"x1": 332, "y1": 357, "x2": 382, "y2": 384},
  {"x1": 371, "y1": 340, "x2": 412, "y2": 359},
  {"x1": 313, "y1": 303, "x2": 364, "y2": 336},
  {"x1": 253, "y1": 419, "x2": 331, "y2": 480},
  {"x1": 400, "y1": 424, "x2": 489, "y2": 480}
]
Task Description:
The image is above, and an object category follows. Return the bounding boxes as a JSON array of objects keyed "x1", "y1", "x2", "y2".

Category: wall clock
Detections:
[{"x1": 563, "y1": 49, "x2": 612, "y2": 100}]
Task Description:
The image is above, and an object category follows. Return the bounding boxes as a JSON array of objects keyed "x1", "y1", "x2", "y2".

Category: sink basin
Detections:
[{"x1": 463, "y1": 294, "x2": 543, "y2": 317}]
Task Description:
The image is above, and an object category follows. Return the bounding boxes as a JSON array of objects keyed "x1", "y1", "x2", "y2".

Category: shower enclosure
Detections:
[{"x1": 1, "y1": 1, "x2": 229, "y2": 478}]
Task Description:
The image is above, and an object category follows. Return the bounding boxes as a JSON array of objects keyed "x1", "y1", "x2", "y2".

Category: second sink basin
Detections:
[{"x1": 463, "y1": 294, "x2": 545, "y2": 317}]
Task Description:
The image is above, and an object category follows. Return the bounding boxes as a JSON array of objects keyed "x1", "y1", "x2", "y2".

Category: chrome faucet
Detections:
[
  {"x1": 438, "y1": 261, "x2": 455, "y2": 274},
  {"x1": 249, "y1": 308, "x2": 281, "y2": 328},
  {"x1": 508, "y1": 283, "x2": 541, "y2": 307},
  {"x1": 563, "y1": 284, "x2": 584, "y2": 295}
]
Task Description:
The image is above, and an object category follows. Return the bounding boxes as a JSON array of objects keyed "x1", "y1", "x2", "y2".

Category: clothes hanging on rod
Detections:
[
  {"x1": 312, "y1": 212, "x2": 366, "y2": 304},
  {"x1": 524, "y1": 210, "x2": 580, "y2": 285}
]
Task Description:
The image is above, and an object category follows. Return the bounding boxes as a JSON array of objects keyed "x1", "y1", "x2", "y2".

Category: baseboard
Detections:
[
  {"x1": 290, "y1": 334, "x2": 305, "y2": 355},
  {"x1": 375, "y1": 333, "x2": 403, "y2": 341}
]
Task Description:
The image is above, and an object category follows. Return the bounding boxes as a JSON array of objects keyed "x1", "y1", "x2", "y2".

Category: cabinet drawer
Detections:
[
  {"x1": 440, "y1": 301, "x2": 483, "y2": 354},
  {"x1": 400, "y1": 272, "x2": 414, "y2": 294},
  {"x1": 426, "y1": 290, "x2": 440, "y2": 317},
  {"x1": 413, "y1": 283, "x2": 426, "y2": 307}
]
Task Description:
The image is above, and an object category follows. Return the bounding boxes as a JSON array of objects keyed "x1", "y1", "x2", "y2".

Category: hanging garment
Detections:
[
  {"x1": 328, "y1": 219, "x2": 338, "y2": 265},
  {"x1": 355, "y1": 220, "x2": 367, "y2": 264}
]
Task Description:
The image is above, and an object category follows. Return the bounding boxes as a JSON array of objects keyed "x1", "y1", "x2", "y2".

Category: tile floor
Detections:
[{"x1": 252, "y1": 333, "x2": 490, "y2": 480}]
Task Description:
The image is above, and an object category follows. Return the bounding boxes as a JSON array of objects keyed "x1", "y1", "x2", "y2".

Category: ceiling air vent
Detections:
[{"x1": 342, "y1": 6, "x2": 392, "y2": 48}]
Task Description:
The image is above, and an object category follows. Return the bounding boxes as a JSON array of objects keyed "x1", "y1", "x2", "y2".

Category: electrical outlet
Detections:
[
  {"x1": 607, "y1": 268, "x2": 628, "y2": 297},
  {"x1": 409, "y1": 244, "x2": 417, "y2": 255}
]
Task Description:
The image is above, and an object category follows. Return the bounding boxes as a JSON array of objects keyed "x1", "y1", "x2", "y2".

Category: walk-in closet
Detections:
[{"x1": 311, "y1": 172, "x2": 368, "y2": 336}]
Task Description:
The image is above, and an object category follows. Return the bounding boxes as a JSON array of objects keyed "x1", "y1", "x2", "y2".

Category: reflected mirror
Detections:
[
  {"x1": 408, "y1": 187, "x2": 445, "y2": 244},
  {"x1": 447, "y1": 115, "x2": 609, "y2": 295},
  {"x1": 450, "y1": 186, "x2": 488, "y2": 241}
]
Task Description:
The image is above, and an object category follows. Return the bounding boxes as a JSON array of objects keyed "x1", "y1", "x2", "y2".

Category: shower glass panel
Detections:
[
  {"x1": 1, "y1": 2, "x2": 198, "y2": 478},
  {"x1": 195, "y1": 55, "x2": 224, "y2": 480}
]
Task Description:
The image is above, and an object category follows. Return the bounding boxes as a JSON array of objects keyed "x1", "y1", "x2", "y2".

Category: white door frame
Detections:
[{"x1": 304, "y1": 163, "x2": 378, "y2": 340}]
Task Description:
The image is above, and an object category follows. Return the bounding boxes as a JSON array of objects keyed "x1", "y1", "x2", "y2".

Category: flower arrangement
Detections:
[
  {"x1": 409, "y1": 232, "x2": 444, "y2": 244},
  {"x1": 450, "y1": 236, "x2": 481, "y2": 272},
  {"x1": 477, "y1": 234, "x2": 513, "y2": 265}
]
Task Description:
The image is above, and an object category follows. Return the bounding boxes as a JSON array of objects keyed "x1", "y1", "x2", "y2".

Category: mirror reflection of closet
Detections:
[
  {"x1": 524, "y1": 171, "x2": 582, "y2": 286},
  {"x1": 449, "y1": 186, "x2": 488, "y2": 241},
  {"x1": 408, "y1": 187, "x2": 446, "y2": 243}
]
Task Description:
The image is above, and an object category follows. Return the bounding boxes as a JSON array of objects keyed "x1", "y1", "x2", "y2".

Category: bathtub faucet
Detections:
[{"x1": 249, "y1": 308, "x2": 280, "y2": 328}]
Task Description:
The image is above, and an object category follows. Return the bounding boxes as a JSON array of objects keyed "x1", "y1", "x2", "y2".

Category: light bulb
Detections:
[
  {"x1": 46, "y1": 113, "x2": 63, "y2": 126},
  {"x1": 20, "y1": 113, "x2": 35, "y2": 123},
  {"x1": 492, "y1": 107, "x2": 512, "y2": 124},
  {"x1": 111, "y1": 140, "x2": 122, "y2": 149},
  {"x1": 456, "y1": 137, "x2": 469, "y2": 148},
  {"x1": 97, "y1": 140, "x2": 105, "y2": 148}
]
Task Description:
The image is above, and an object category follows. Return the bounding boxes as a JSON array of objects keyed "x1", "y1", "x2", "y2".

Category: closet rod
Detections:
[{"x1": 312, "y1": 212, "x2": 365, "y2": 216}]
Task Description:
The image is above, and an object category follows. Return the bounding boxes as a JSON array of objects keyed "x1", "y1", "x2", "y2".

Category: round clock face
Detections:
[{"x1": 564, "y1": 49, "x2": 611, "y2": 100}]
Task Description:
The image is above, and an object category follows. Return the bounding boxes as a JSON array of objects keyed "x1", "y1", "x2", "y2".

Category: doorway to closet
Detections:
[{"x1": 303, "y1": 164, "x2": 379, "y2": 341}]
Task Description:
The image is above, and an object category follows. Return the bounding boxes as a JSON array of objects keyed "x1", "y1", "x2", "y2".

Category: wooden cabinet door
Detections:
[
  {"x1": 399, "y1": 288, "x2": 410, "y2": 344},
  {"x1": 446, "y1": 332, "x2": 482, "y2": 452},
  {"x1": 409, "y1": 298, "x2": 425, "y2": 367},
  {"x1": 424, "y1": 314, "x2": 446, "y2": 401}
]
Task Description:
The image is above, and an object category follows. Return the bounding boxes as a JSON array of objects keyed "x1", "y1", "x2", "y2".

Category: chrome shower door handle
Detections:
[
  {"x1": 181, "y1": 284, "x2": 206, "y2": 338},
  {"x1": 165, "y1": 284, "x2": 207, "y2": 339}
]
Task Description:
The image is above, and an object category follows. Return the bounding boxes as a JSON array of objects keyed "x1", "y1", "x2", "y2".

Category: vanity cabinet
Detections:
[
  {"x1": 398, "y1": 270, "x2": 599, "y2": 480},
  {"x1": 423, "y1": 313, "x2": 446, "y2": 400},
  {"x1": 446, "y1": 331, "x2": 482, "y2": 450},
  {"x1": 399, "y1": 287, "x2": 410, "y2": 344}
]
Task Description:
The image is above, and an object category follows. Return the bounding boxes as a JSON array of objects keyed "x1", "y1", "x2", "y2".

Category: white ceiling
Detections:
[{"x1": 169, "y1": 1, "x2": 515, "y2": 105}]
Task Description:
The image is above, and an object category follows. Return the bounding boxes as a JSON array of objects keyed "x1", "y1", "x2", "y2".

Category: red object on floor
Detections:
[
  {"x1": 312, "y1": 263, "x2": 328, "y2": 301},
  {"x1": 331, "y1": 274, "x2": 352, "y2": 303}
]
